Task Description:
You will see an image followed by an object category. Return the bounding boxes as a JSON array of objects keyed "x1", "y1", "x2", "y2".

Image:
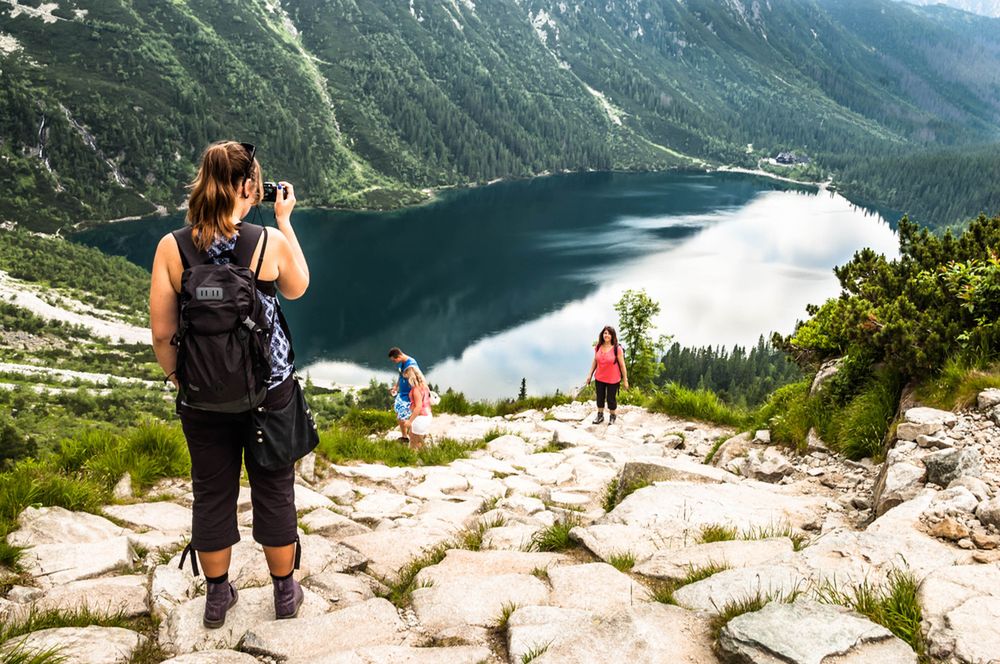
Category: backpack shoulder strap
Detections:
[
  {"x1": 171, "y1": 227, "x2": 206, "y2": 271},
  {"x1": 233, "y1": 223, "x2": 264, "y2": 269}
]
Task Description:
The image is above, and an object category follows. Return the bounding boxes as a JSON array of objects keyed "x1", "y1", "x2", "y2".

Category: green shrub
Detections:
[
  {"x1": 753, "y1": 380, "x2": 816, "y2": 450},
  {"x1": 316, "y1": 427, "x2": 484, "y2": 468},
  {"x1": 828, "y1": 370, "x2": 903, "y2": 461},
  {"x1": 527, "y1": 518, "x2": 578, "y2": 552}
]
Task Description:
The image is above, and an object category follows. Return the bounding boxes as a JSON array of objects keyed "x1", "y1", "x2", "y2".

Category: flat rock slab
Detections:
[
  {"x1": 798, "y1": 529, "x2": 962, "y2": 583},
  {"x1": 415, "y1": 549, "x2": 570, "y2": 583},
  {"x1": 569, "y1": 524, "x2": 675, "y2": 562},
  {"x1": 103, "y1": 502, "x2": 192, "y2": 533},
  {"x1": 301, "y1": 571, "x2": 375, "y2": 607},
  {"x1": 604, "y1": 481, "x2": 823, "y2": 535},
  {"x1": 300, "y1": 508, "x2": 371, "y2": 539},
  {"x1": 238, "y1": 598, "x2": 406, "y2": 662},
  {"x1": 634, "y1": 538, "x2": 794, "y2": 581},
  {"x1": 161, "y1": 585, "x2": 330, "y2": 655},
  {"x1": 1, "y1": 626, "x2": 145, "y2": 664},
  {"x1": 507, "y1": 603, "x2": 714, "y2": 663},
  {"x1": 351, "y1": 491, "x2": 418, "y2": 523},
  {"x1": 487, "y1": 434, "x2": 532, "y2": 460},
  {"x1": 547, "y1": 563, "x2": 649, "y2": 613},
  {"x1": 294, "y1": 483, "x2": 335, "y2": 511},
  {"x1": 306, "y1": 645, "x2": 493, "y2": 664},
  {"x1": 673, "y1": 564, "x2": 806, "y2": 613},
  {"x1": 919, "y1": 563, "x2": 1000, "y2": 663},
  {"x1": 24, "y1": 575, "x2": 149, "y2": 619},
  {"x1": 21, "y1": 536, "x2": 132, "y2": 588},
  {"x1": 340, "y1": 527, "x2": 453, "y2": 581},
  {"x1": 411, "y1": 572, "x2": 549, "y2": 631},
  {"x1": 8, "y1": 505, "x2": 124, "y2": 546},
  {"x1": 482, "y1": 525, "x2": 538, "y2": 551},
  {"x1": 618, "y1": 456, "x2": 739, "y2": 488},
  {"x1": 719, "y1": 598, "x2": 916, "y2": 664},
  {"x1": 161, "y1": 651, "x2": 260, "y2": 664}
]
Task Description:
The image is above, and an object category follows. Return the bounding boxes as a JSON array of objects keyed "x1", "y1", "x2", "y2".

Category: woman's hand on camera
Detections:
[{"x1": 275, "y1": 181, "x2": 296, "y2": 222}]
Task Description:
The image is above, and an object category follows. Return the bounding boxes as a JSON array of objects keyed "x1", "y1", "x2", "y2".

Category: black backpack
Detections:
[{"x1": 171, "y1": 223, "x2": 272, "y2": 413}]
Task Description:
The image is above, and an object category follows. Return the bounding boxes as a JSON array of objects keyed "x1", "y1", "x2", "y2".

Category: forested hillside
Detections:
[{"x1": 2, "y1": 0, "x2": 999, "y2": 232}]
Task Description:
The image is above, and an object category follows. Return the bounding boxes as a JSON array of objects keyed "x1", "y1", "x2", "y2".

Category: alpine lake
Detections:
[{"x1": 75, "y1": 171, "x2": 900, "y2": 399}]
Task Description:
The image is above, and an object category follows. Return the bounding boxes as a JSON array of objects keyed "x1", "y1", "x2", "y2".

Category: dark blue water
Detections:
[{"x1": 75, "y1": 171, "x2": 898, "y2": 398}]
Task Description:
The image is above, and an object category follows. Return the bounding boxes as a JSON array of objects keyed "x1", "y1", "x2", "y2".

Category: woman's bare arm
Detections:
[
  {"x1": 273, "y1": 181, "x2": 309, "y2": 300},
  {"x1": 150, "y1": 235, "x2": 180, "y2": 385},
  {"x1": 618, "y1": 346, "x2": 629, "y2": 389}
]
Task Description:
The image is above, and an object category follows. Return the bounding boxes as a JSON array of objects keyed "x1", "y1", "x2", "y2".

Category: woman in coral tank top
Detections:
[{"x1": 585, "y1": 325, "x2": 630, "y2": 425}]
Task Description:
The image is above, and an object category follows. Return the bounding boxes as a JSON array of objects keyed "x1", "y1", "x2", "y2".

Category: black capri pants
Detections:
[
  {"x1": 596, "y1": 380, "x2": 620, "y2": 411},
  {"x1": 178, "y1": 377, "x2": 298, "y2": 552}
]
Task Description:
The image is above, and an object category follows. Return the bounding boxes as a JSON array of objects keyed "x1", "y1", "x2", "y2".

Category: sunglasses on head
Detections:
[{"x1": 239, "y1": 142, "x2": 256, "y2": 181}]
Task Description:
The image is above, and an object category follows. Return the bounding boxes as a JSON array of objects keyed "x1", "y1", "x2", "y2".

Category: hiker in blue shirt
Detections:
[{"x1": 388, "y1": 347, "x2": 419, "y2": 442}]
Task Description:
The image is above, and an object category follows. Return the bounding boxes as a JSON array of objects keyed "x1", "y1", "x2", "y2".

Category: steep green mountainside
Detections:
[
  {"x1": 894, "y1": 0, "x2": 1000, "y2": 18},
  {"x1": 1, "y1": 0, "x2": 999, "y2": 232}
]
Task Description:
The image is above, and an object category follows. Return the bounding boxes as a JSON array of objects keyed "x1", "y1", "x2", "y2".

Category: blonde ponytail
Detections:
[{"x1": 186, "y1": 141, "x2": 262, "y2": 251}]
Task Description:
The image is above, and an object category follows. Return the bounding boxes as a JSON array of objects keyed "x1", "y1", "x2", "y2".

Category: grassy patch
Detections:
[
  {"x1": 830, "y1": 370, "x2": 903, "y2": 461},
  {"x1": 530, "y1": 566, "x2": 550, "y2": 581},
  {"x1": 0, "y1": 607, "x2": 131, "y2": 644},
  {"x1": 317, "y1": 427, "x2": 485, "y2": 467},
  {"x1": 479, "y1": 494, "x2": 503, "y2": 514},
  {"x1": 916, "y1": 358, "x2": 1000, "y2": 410},
  {"x1": 698, "y1": 523, "x2": 738, "y2": 544},
  {"x1": 534, "y1": 441, "x2": 561, "y2": 455},
  {"x1": 458, "y1": 515, "x2": 507, "y2": 551},
  {"x1": 817, "y1": 569, "x2": 927, "y2": 660},
  {"x1": 338, "y1": 409, "x2": 399, "y2": 435},
  {"x1": 527, "y1": 518, "x2": 578, "y2": 552},
  {"x1": 437, "y1": 390, "x2": 571, "y2": 418},
  {"x1": 646, "y1": 383, "x2": 752, "y2": 427},
  {"x1": 607, "y1": 550, "x2": 636, "y2": 572}
]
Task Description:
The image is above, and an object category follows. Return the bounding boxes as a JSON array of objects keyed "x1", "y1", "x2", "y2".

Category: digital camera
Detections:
[{"x1": 262, "y1": 181, "x2": 285, "y2": 203}]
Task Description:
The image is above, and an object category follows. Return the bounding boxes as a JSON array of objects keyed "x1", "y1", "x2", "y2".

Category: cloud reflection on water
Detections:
[{"x1": 304, "y1": 187, "x2": 899, "y2": 398}]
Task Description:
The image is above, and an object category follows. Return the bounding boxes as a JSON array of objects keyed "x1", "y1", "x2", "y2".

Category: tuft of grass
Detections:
[
  {"x1": 534, "y1": 441, "x2": 561, "y2": 454},
  {"x1": 483, "y1": 427, "x2": 512, "y2": 443},
  {"x1": 607, "y1": 551, "x2": 636, "y2": 572},
  {"x1": 698, "y1": 523, "x2": 738, "y2": 544},
  {"x1": 703, "y1": 435, "x2": 729, "y2": 465},
  {"x1": 479, "y1": 494, "x2": 503, "y2": 514},
  {"x1": 646, "y1": 383, "x2": 752, "y2": 428},
  {"x1": 709, "y1": 588, "x2": 801, "y2": 640},
  {"x1": 649, "y1": 562, "x2": 731, "y2": 606},
  {"x1": 492, "y1": 601, "x2": 520, "y2": 631},
  {"x1": 527, "y1": 518, "x2": 578, "y2": 553},
  {"x1": 530, "y1": 566, "x2": 550, "y2": 581},
  {"x1": 741, "y1": 523, "x2": 809, "y2": 552},
  {"x1": 0, "y1": 642, "x2": 66, "y2": 664},
  {"x1": 459, "y1": 515, "x2": 507, "y2": 551},
  {"x1": 377, "y1": 543, "x2": 450, "y2": 608},
  {"x1": 817, "y1": 569, "x2": 927, "y2": 659},
  {"x1": 601, "y1": 480, "x2": 619, "y2": 513},
  {"x1": 520, "y1": 643, "x2": 551, "y2": 663},
  {"x1": 0, "y1": 534, "x2": 25, "y2": 571}
]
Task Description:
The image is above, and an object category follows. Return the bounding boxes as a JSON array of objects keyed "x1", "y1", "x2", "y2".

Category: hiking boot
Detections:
[
  {"x1": 273, "y1": 575, "x2": 304, "y2": 620},
  {"x1": 608, "y1": 413, "x2": 617, "y2": 425},
  {"x1": 203, "y1": 581, "x2": 238, "y2": 629},
  {"x1": 592, "y1": 413, "x2": 605, "y2": 424}
]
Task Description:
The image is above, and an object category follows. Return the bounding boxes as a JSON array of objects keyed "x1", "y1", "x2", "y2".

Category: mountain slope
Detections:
[{"x1": 2, "y1": 0, "x2": 999, "y2": 231}]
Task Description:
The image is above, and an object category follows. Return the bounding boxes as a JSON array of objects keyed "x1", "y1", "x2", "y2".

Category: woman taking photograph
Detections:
[
  {"x1": 585, "y1": 325, "x2": 629, "y2": 424},
  {"x1": 149, "y1": 140, "x2": 309, "y2": 628}
]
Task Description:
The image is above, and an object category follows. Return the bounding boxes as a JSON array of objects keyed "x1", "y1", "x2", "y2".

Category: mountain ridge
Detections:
[{"x1": 1, "y1": 0, "x2": 999, "y2": 232}]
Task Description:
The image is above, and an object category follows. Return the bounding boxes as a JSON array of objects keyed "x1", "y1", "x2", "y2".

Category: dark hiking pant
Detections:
[
  {"x1": 596, "y1": 380, "x2": 620, "y2": 411},
  {"x1": 178, "y1": 377, "x2": 297, "y2": 553}
]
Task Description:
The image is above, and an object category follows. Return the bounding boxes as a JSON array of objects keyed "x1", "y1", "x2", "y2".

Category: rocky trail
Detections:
[{"x1": 2, "y1": 393, "x2": 1000, "y2": 663}]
